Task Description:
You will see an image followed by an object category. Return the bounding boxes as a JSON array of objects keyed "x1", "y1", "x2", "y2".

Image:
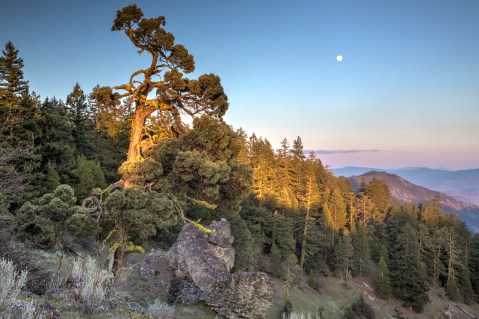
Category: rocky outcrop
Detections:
[
  {"x1": 139, "y1": 218, "x2": 273, "y2": 319},
  {"x1": 172, "y1": 219, "x2": 234, "y2": 291},
  {"x1": 204, "y1": 272, "x2": 274, "y2": 319}
]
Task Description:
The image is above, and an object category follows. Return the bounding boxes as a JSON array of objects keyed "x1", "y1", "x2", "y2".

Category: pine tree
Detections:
[
  {"x1": 250, "y1": 136, "x2": 276, "y2": 203},
  {"x1": 290, "y1": 136, "x2": 305, "y2": 160},
  {"x1": 445, "y1": 227, "x2": 461, "y2": 301},
  {"x1": 274, "y1": 138, "x2": 297, "y2": 210},
  {"x1": 299, "y1": 152, "x2": 321, "y2": 269},
  {"x1": 335, "y1": 230, "x2": 353, "y2": 279},
  {"x1": 469, "y1": 234, "x2": 479, "y2": 298},
  {"x1": 329, "y1": 187, "x2": 347, "y2": 238},
  {"x1": 364, "y1": 178, "x2": 391, "y2": 223},
  {"x1": 389, "y1": 223, "x2": 429, "y2": 312},
  {"x1": 88, "y1": 85, "x2": 129, "y2": 183},
  {"x1": 0, "y1": 44, "x2": 43, "y2": 207},
  {"x1": 38, "y1": 98, "x2": 76, "y2": 186},
  {"x1": 375, "y1": 255, "x2": 391, "y2": 298},
  {"x1": 0, "y1": 41, "x2": 28, "y2": 102},
  {"x1": 66, "y1": 83, "x2": 92, "y2": 157},
  {"x1": 320, "y1": 201, "x2": 336, "y2": 246},
  {"x1": 72, "y1": 155, "x2": 106, "y2": 201},
  {"x1": 235, "y1": 128, "x2": 250, "y2": 165},
  {"x1": 356, "y1": 192, "x2": 375, "y2": 227},
  {"x1": 431, "y1": 227, "x2": 447, "y2": 287},
  {"x1": 352, "y1": 223, "x2": 370, "y2": 276}
]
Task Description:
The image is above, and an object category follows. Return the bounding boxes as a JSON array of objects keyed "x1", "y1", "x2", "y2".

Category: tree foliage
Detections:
[{"x1": 95, "y1": 4, "x2": 229, "y2": 178}]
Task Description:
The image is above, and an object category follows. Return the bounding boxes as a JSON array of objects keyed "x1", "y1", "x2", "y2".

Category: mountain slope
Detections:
[
  {"x1": 349, "y1": 171, "x2": 479, "y2": 232},
  {"x1": 334, "y1": 167, "x2": 479, "y2": 205}
]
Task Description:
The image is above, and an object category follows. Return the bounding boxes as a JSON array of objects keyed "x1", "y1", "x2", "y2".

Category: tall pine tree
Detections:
[{"x1": 66, "y1": 83, "x2": 92, "y2": 157}]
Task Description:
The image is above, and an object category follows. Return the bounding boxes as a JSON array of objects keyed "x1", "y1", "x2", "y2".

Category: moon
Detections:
[{"x1": 336, "y1": 55, "x2": 343, "y2": 62}]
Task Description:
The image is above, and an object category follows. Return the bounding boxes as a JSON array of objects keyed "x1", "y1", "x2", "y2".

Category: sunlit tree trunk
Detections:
[
  {"x1": 299, "y1": 175, "x2": 313, "y2": 269},
  {"x1": 126, "y1": 106, "x2": 155, "y2": 163}
]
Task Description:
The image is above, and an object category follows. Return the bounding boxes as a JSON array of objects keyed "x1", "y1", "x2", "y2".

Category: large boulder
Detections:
[
  {"x1": 172, "y1": 219, "x2": 234, "y2": 291},
  {"x1": 204, "y1": 272, "x2": 274, "y2": 319},
  {"x1": 139, "y1": 219, "x2": 273, "y2": 318},
  {"x1": 138, "y1": 249, "x2": 176, "y2": 300}
]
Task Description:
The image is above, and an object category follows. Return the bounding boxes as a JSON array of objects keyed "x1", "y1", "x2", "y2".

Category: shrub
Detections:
[
  {"x1": 17, "y1": 218, "x2": 56, "y2": 248},
  {"x1": 280, "y1": 299, "x2": 293, "y2": 318},
  {"x1": 71, "y1": 256, "x2": 113, "y2": 311},
  {"x1": 147, "y1": 299, "x2": 175, "y2": 319},
  {"x1": 351, "y1": 296, "x2": 374, "y2": 319},
  {"x1": 0, "y1": 258, "x2": 27, "y2": 310},
  {"x1": 0, "y1": 257, "x2": 40, "y2": 319}
]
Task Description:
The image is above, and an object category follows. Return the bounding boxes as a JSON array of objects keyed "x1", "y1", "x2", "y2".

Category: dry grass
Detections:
[
  {"x1": 71, "y1": 256, "x2": 113, "y2": 311},
  {"x1": 0, "y1": 258, "x2": 28, "y2": 309},
  {"x1": 147, "y1": 299, "x2": 175, "y2": 319}
]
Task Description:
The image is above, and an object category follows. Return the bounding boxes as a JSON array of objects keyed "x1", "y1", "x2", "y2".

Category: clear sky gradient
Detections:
[{"x1": 1, "y1": 0, "x2": 478, "y2": 169}]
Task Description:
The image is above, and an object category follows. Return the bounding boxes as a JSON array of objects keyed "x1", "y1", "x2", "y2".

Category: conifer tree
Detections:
[
  {"x1": 364, "y1": 178, "x2": 391, "y2": 223},
  {"x1": 445, "y1": 227, "x2": 461, "y2": 301},
  {"x1": 290, "y1": 136, "x2": 305, "y2": 160},
  {"x1": 250, "y1": 136, "x2": 276, "y2": 203},
  {"x1": 430, "y1": 227, "x2": 446, "y2": 287},
  {"x1": 66, "y1": 83, "x2": 92, "y2": 157},
  {"x1": 235, "y1": 128, "x2": 250, "y2": 165},
  {"x1": 95, "y1": 5, "x2": 228, "y2": 187},
  {"x1": 275, "y1": 138, "x2": 297, "y2": 210},
  {"x1": 356, "y1": 192, "x2": 375, "y2": 227},
  {"x1": 320, "y1": 201, "x2": 335, "y2": 245},
  {"x1": 335, "y1": 230, "x2": 353, "y2": 279},
  {"x1": 299, "y1": 152, "x2": 321, "y2": 269},
  {"x1": 352, "y1": 223, "x2": 370, "y2": 276},
  {"x1": 86, "y1": 116, "x2": 251, "y2": 273},
  {"x1": 329, "y1": 187, "x2": 347, "y2": 242},
  {"x1": 72, "y1": 155, "x2": 106, "y2": 200},
  {"x1": 38, "y1": 98, "x2": 76, "y2": 186},
  {"x1": 17, "y1": 185, "x2": 99, "y2": 248},
  {"x1": 103, "y1": 186, "x2": 177, "y2": 272},
  {"x1": 375, "y1": 255, "x2": 391, "y2": 298},
  {"x1": 0, "y1": 43, "x2": 42, "y2": 207},
  {"x1": 470, "y1": 234, "x2": 479, "y2": 298},
  {"x1": 88, "y1": 85, "x2": 129, "y2": 183},
  {"x1": 0, "y1": 41, "x2": 28, "y2": 102},
  {"x1": 389, "y1": 223, "x2": 429, "y2": 312}
]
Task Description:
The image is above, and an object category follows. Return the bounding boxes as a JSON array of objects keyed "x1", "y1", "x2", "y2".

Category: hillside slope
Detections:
[
  {"x1": 335, "y1": 167, "x2": 479, "y2": 206},
  {"x1": 349, "y1": 171, "x2": 479, "y2": 232}
]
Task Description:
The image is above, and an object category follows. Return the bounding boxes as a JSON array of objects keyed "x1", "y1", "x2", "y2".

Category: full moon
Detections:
[{"x1": 336, "y1": 55, "x2": 343, "y2": 62}]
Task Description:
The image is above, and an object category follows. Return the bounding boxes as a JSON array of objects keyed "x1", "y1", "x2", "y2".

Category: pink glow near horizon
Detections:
[{"x1": 318, "y1": 149, "x2": 479, "y2": 170}]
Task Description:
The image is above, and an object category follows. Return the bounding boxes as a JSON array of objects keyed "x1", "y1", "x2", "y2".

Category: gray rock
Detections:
[
  {"x1": 204, "y1": 272, "x2": 274, "y2": 319},
  {"x1": 140, "y1": 219, "x2": 273, "y2": 318},
  {"x1": 173, "y1": 219, "x2": 234, "y2": 291},
  {"x1": 168, "y1": 277, "x2": 202, "y2": 304},
  {"x1": 139, "y1": 248, "x2": 176, "y2": 296},
  {"x1": 128, "y1": 301, "x2": 144, "y2": 313}
]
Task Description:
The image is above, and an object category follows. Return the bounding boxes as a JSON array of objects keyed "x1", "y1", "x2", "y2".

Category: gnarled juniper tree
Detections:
[
  {"x1": 84, "y1": 116, "x2": 251, "y2": 273},
  {"x1": 92, "y1": 5, "x2": 228, "y2": 187},
  {"x1": 77, "y1": 5, "x2": 250, "y2": 273}
]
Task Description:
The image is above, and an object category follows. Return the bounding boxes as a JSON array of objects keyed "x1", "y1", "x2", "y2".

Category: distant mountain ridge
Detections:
[
  {"x1": 334, "y1": 166, "x2": 479, "y2": 206},
  {"x1": 348, "y1": 171, "x2": 479, "y2": 232}
]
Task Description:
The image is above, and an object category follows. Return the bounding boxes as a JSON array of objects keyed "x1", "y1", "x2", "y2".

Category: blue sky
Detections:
[{"x1": 1, "y1": 0, "x2": 478, "y2": 169}]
